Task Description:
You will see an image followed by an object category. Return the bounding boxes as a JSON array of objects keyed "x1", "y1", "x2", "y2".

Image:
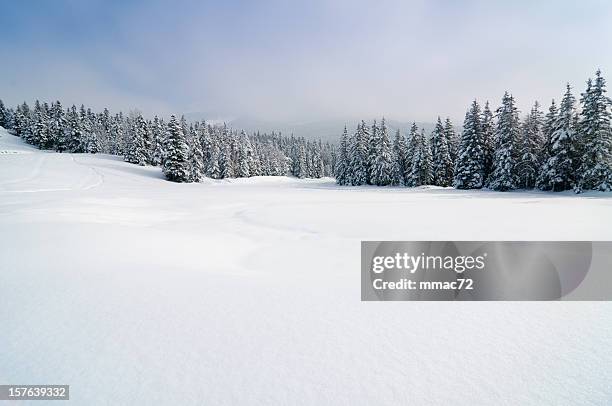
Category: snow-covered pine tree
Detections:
[
  {"x1": 481, "y1": 102, "x2": 495, "y2": 180},
  {"x1": 163, "y1": 115, "x2": 190, "y2": 182},
  {"x1": 367, "y1": 120, "x2": 380, "y2": 184},
  {"x1": 0, "y1": 99, "x2": 7, "y2": 128},
  {"x1": 219, "y1": 126, "x2": 234, "y2": 179},
  {"x1": 454, "y1": 100, "x2": 485, "y2": 189},
  {"x1": 348, "y1": 122, "x2": 369, "y2": 185},
  {"x1": 576, "y1": 70, "x2": 612, "y2": 192},
  {"x1": 443, "y1": 118, "x2": 458, "y2": 163},
  {"x1": 67, "y1": 105, "x2": 85, "y2": 153},
  {"x1": 540, "y1": 100, "x2": 558, "y2": 167},
  {"x1": 488, "y1": 92, "x2": 520, "y2": 191},
  {"x1": 407, "y1": 128, "x2": 432, "y2": 186},
  {"x1": 150, "y1": 115, "x2": 165, "y2": 166},
  {"x1": 369, "y1": 118, "x2": 394, "y2": 186},
  {"x1": 537, "y1": 84, "x2": 577, "y2": 191},
  {"x1": 49, "y1": 101, "x2": 67, "y2": 152},
  {"x1": 189, "y1": 130, "x2": 205, "y2": 182},
  {"x1": 335, "y1": 125, "x2": 350, "y2": 185},
  {"x1": 430, "y1": 117, "x2": 453, "y2": 186},
  {"x1": 392, "y1": 128, "x2": 408, "y2": 185},
  {"x1": 405, "y1": 122, "x2": 419, "y2": 182},
  {"x1": 33, "y1": 104, "x2": 50, "y2": 149},
  {"x1": 516, "y1": 101, "x2": 544, "y2": 189},
  {"x1": 124, "y1": 114, "x2": 150, "y2": 165},
  {"x1": 235, "y1": 130, "x2": 251, "y2": 178}
]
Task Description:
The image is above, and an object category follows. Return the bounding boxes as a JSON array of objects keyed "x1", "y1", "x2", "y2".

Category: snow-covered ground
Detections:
[{"x1": 1, "y1": 127, "x2": 611, "y2": 405}]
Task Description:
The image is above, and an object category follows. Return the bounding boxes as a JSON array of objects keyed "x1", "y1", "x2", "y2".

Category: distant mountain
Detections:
[{"x1": 182, "y1": 113, "x2": 460, "y2": 143}]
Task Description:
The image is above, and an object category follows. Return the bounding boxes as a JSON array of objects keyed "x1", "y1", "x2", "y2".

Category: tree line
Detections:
[
  {"x1": 335, "y1": 70, "x2": 612, "y2": 193},
  {"x1": 0, "y1": 101, "x2": 336, "y2": 183}
]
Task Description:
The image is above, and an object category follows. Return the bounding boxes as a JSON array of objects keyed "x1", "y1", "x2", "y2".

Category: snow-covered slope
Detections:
[{"x1": 1, "y1": 127, "x2": 611, "y2": 405}]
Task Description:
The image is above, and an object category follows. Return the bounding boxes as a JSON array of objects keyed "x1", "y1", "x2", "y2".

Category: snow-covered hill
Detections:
[{"x1": 1, "y1": 127, "x2": 611, "y2": 405}]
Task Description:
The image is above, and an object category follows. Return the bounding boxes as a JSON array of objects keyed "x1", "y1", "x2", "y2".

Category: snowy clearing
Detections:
[{"x1": 1, "y1": 127, "x2": 612, "y2": 405}]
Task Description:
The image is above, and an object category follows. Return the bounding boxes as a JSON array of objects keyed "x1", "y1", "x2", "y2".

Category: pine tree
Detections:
[
  {"x1": 150, "y1": 116, "x2": 165, "y2": 166},
  {"x1": 430, "y1": 117, "x2": 453, "y2": 186},
  {"x1": 537, "y1": 84, "x2": 577, "y2": 191},
  {"x1": 348, "y1": 122, "x2": 369, "y2": 185},
  {"x1": 367, "y1": 120, "x2": 379, "y2": 184},
  {"x1": 0, "y1": 99, "x2": 7, "y2": 128},
  {"x1": 407, "y1": 128, "x2": 432, "y2": 186},
  {"x1": 125, "y1": 114, "x2": 149, "y2": 165},
  {"x1": 481, "y1": 102, "x2": 495, "y2": 180},
  {"x1": 33, "y1": 105, "x2": 50, "y2": 149},
  {"x1": 576, "y1": 70, "x2": 612, "y2": 192},
  {"x1": 163, "y1": 115, "x2": 190, "y2": 182},
  {"x1": 444, "y1": 118, "x2": 458, "y2": 163},
  {"x1": 189, "y1": 133, "x2": 205, "y2": 182},
  {"x1": 392, "y1": 128, "x2": 408, "y2": 186},
  {"x1": 539, "y1": 100, "x2": 558, "y2": 171},
  {"x1": 369, "y1": 118, "x2": 394, "y2": 186},
  {"x1": 488, "y1": 92, "x2": 520, "y2": 191},
  {"x1": 67, "y1": 105, "x2": 85, "y2": 152},
  {"x1": 454, "y1": 100, "x2": 485, "y2": 189},
  {"x1": 516, "y1": 101, "x2": 544, "y2": 189},
  {"x1": 335, "y1": 126, "x2": 350, "y2": 185},
  {"x1": 405, "y1": 122, "x2": 420, "y2": 182},
  {"x1": 235, "y1": 130, "x2": 251, "y2": 178}
]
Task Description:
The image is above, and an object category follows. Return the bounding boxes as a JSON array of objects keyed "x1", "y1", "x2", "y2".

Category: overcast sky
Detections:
[{"x1": 1, "y1": 0, "x2": 611, "y2": 123}]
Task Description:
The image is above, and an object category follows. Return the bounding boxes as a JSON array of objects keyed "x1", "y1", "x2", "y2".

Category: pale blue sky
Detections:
[{"x1": 1, "y1": 0, "x2": 611, "y2": 122}]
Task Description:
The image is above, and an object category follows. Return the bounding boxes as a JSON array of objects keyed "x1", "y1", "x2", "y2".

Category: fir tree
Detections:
[
  {"x1": 407, "y1": 128, "x2": 432, "y2": 186},
  {"x1": 537, "y1": 84, "x2": 577, "y2": 191},
  {"x1": 0, "y1": 99, "x2": 7, "y2": 128},
  {"x1": 189, "y1": 133, "x2": 205, "y2": 182},
  {"x1": 516, "y1": 101, "x2": 544, "y2": 189},
  {"x1": 392, "y1": 128, "x2": 408, "y2": 186},
  {"x1": 430, "y1": 117, "x2": 453, "y2": 186},
  {"x1": 488, "y1": 92, "x2": 520, "y2": 191},
  {"x1": 335, "y1": 126, "x2": 350, "y2": 185},
  {"x1": 125, "y1": 114, "x2": 149, "y2": 165},
  {"x1": 67, "y1": 105, "x2": 85, "y2": 152},
  {"x1": 163, "y1": 115, "x2": 190, "y2": 182},
  {"x1": 481, "y1": 102, "x2": 495, "y2": 179},
  {"x1": 454, "y1": 100, "x2": 485, "y2": 189},
  {"x1": 576, "y1": 70, "x2": 612, "y2": 192},
  {"x1": 369, "y1": 118, "x2": 394, "y2": 186},
  {"x1": 405, "y1": 122, "x2": 420, "y2": 182},
  {"x1": 348, "y1": 122, "x2": 369, "y2": 185}
]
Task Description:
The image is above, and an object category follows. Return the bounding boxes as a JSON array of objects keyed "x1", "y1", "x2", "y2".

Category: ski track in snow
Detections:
[{"x1": 1, "y1": 127, "x2": 612, "y2": 405}]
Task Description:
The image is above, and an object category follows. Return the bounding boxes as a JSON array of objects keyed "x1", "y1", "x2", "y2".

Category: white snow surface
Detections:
[{"x1": 1, "y1": 127, "x2": 612, "y2": 405}]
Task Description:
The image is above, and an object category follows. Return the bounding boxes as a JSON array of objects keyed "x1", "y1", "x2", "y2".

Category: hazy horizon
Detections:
[{"x1": 2, "y1": 0, "x2": 611, "y2": 124}]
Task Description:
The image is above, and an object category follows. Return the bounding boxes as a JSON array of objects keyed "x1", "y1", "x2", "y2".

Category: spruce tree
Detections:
[
  {"x1": 516, "y1": 101, "x2": 544, "y2": 189},
  {"x1": 163, "y1": 115, "x2": 190, "y2": 182},
  {"x1": 335, "y1": 126, "x2": 350, "y2": 185},
  {"x1": 537, "y1": 84, "x2": 577, "y2": 191},
  {"x1": 67, "y1": 105, "x2": 85, "y2": 152},
  {"x1": 488, "y1": 92, "x2": 520, "y2": 191},
  {"x1": 392, "y1": 128, "x2": 408, "y2": 186},
  {"x1": 407, "y1": 128, "x2": 432, "y2": 186},
  {"x1": 431, "y1": 117, "x2": 453, "y2": 186},
  {"x1": 576, "y1": 70, "x2": 612, "y2": 192},
  {"x1": 406, "y1": 122, "x2": 420, "y2": 182},
  {"x1": 125, "y1": 114, "x2": 149, "y2": 165},
  {"x1": 0, "y1": 99, "x2": 7, "y2": 128},
  {"x1": 235, "y1": 130, "x2": 251, "y2": 178},
  {"x1": 454, "y1": 100, "x2": 485, "y2": 189},
  {"x1": 369, "y1": 118, "x2": 394, "y2": 186},
  {"x1": 189, "y1": 134, "x2": 205, "y2": 182},
  {"x1": 348, "y1": 122, "x2": 369, "y2": 185},
  {"x1": 481, "y1": 102, "x2": 495, "y2": 180}
]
